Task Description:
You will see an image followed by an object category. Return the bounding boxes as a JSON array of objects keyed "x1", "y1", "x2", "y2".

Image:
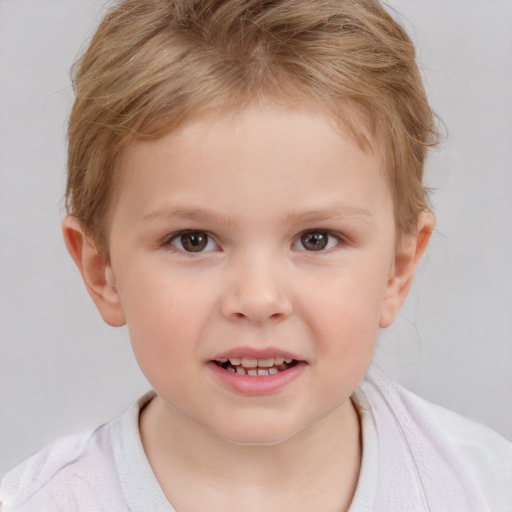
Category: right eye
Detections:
[{"x1": 168, "y1": 231, "x2": 218, "y2": 253}]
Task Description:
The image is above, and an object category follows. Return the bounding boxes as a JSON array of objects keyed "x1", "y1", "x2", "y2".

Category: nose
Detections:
[{"x1": 220, "y1": 256, "x2": 293, "y2": 325}]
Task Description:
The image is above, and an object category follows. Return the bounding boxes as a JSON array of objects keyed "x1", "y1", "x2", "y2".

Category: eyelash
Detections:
[
  {"x1": 293, "y1": 230, "x2": 344, "y2": 252},
  {"x1": 165, "y1": 231, "x2": 219, "y2": 253},
  {"x1": 163, "y1": 229, "x2": 345, "y2": 254}
]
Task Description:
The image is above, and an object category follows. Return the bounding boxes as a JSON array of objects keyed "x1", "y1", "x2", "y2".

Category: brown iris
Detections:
[
  {"x1": 300, "y1": 231, "x2": 329, "y2": 251},
  {"x1": 179, "y1": 232, "x2": 209, "y2": 252}
]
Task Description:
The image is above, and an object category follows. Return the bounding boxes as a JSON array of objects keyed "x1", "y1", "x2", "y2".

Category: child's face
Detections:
[{"x1": 91, "y1": 104, "x2": 411, "y2": 444}]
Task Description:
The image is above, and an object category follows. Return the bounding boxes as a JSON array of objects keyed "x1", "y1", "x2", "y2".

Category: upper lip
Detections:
[{"x1": 211, "y1": 347, "x2": 302, "y2": 362}]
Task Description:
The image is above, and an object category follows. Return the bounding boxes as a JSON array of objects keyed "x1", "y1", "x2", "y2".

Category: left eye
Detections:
[
  {"x1": 294, "y1": 231, "x2": 340, "y2": 252},
  {"x1": 168, "y1": 231, "x2": 218, "y2": 253}
]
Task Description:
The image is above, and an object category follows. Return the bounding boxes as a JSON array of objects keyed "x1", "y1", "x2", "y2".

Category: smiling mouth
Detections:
[{"x1": 214, "y1": 356, "x2": 298, "y2": 376}]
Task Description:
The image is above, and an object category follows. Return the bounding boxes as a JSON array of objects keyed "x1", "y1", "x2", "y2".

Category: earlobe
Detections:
[
  {"x1": 379, "y1": 211, "x2": 434, "y2": 328},
  {"x1": 62, "y1": 216, "x2": 126, "y2": 327}
]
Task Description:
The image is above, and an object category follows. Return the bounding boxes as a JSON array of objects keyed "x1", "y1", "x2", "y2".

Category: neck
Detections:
[{"x1": 140, "y1": 395, "x2": 361, "y2": 512}]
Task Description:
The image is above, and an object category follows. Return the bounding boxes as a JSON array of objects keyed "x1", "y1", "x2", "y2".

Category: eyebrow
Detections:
[
  {"x1": 141, "y1": 207, "x2": 235, "y2": 226},
  {"x1": 285, "y1": 204, "x2": 373, "y2": 224},
  {"x1": 141, "y1": 203, "x2": 373, "y2": 226}
]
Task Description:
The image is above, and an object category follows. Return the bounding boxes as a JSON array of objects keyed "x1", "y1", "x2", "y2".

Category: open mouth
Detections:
[{"x1": 214, "y1": 356, "x2": 298, "y2": 377}]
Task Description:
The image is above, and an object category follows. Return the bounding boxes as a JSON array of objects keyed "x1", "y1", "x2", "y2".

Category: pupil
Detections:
[
  {"x1": 302, "y1": 232, "x2": 328, "y2": 251},
  {"x1": 182, "y1": 232, "x2": 207, "y2": 252}
]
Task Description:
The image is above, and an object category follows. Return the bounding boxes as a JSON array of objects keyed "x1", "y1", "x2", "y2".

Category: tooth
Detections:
[
  {"x1": 284, "y1": 358, "x2": 293, "y2": 364},
  {"x1": 258, "y1": 358, "x2": 274, "y2": 368},
  {"x1": 241, "y1": 358, "x2": 258, "y2": 368},
  {"x1": 227, "y1": 367, "x2": 235, "y2": 373},
  {"x1": 269, "y1": 368, "x2": 278, "y2": 375},
  {"x1": 218, "y1": 358, "x2": 228, "y2": 363},
  {"x1": 247, "y1": 369, "x2": 258, "y2": 376},
  {"x1": 274, "y1": 357, "x2": 285, "y2": 365},
  {"x1": 229, "y1": 357, "x2": 242, "y2": 365},
  {"x1": 236, "y1": 367, "x2": 246, "y2": 375},
  {"x1": 257, "y1": 369, "x2": 269, "y2": 376}
]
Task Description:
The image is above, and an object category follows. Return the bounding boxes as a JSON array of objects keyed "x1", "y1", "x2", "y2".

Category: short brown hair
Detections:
[{"x1": 66, "y1": 0, "x2": 438, "y2": 254}]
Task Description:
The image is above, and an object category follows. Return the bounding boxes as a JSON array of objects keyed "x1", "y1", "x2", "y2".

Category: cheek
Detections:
[
  {"x1": 116, "y1": 265, "x2": 214, "y2": 369},
  {"x1": 300, "y1": 267, "x2": 388, "y2": 354},
  {"x1": 126, "y1": 293, "x2": 206, "y2": 401}
]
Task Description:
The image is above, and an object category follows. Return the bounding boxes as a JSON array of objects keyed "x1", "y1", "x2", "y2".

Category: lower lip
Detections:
[{"x1": 208, "y1": 361, "x2": 306, "y2": 395}]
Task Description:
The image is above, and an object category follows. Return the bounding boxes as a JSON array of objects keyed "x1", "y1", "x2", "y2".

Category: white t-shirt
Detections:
[{"x1": 2, "y1": 366, "x2": 511, "y2": 512}]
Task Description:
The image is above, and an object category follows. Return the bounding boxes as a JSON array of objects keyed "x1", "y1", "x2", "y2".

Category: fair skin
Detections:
[{"x1": 63, "y1": 103, "x2": 432, "y2": 512}]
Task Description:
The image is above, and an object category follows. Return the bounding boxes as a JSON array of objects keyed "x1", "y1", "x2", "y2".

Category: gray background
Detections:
[{"x1": 1, "y1": 0, "x2": 511, "y2": 477}]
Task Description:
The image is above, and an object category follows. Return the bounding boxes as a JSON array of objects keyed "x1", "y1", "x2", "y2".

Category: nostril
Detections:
[{"x1": 231, "y1": 310, "x2": 288, "y2": 324}]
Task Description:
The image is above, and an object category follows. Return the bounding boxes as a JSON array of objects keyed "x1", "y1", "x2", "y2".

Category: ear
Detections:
[
  {"x1": 379, "y1": 211, "x2": 434, "y2": 328},
  {"x1": 62, "y1": 216, "x2": 126, "y2": 327}
]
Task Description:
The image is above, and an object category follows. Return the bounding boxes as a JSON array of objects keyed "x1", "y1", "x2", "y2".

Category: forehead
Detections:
[{"x1": 113, "y1": 103, "x2": 391, "y2": 229}]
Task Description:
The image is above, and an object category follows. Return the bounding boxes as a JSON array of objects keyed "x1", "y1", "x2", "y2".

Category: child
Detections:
[{"x1": 1, "y1": 0, "x2": 511, "y2": 510}]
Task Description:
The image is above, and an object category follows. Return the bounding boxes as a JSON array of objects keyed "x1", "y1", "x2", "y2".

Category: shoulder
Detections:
[
  {"x1": 361, "y1": 365, "x2": 512, "y2": 511},
  {"x1": 0, "y1": 424, "x2": 126, "y2": 512},
  {"x1": 422, "y1": 399, "x2": 512, "y2": 510}
]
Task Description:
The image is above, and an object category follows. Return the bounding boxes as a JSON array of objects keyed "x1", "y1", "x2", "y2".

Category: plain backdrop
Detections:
[{"x1": 1, "y1": 0, "x2": 511, "y2": 477}]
